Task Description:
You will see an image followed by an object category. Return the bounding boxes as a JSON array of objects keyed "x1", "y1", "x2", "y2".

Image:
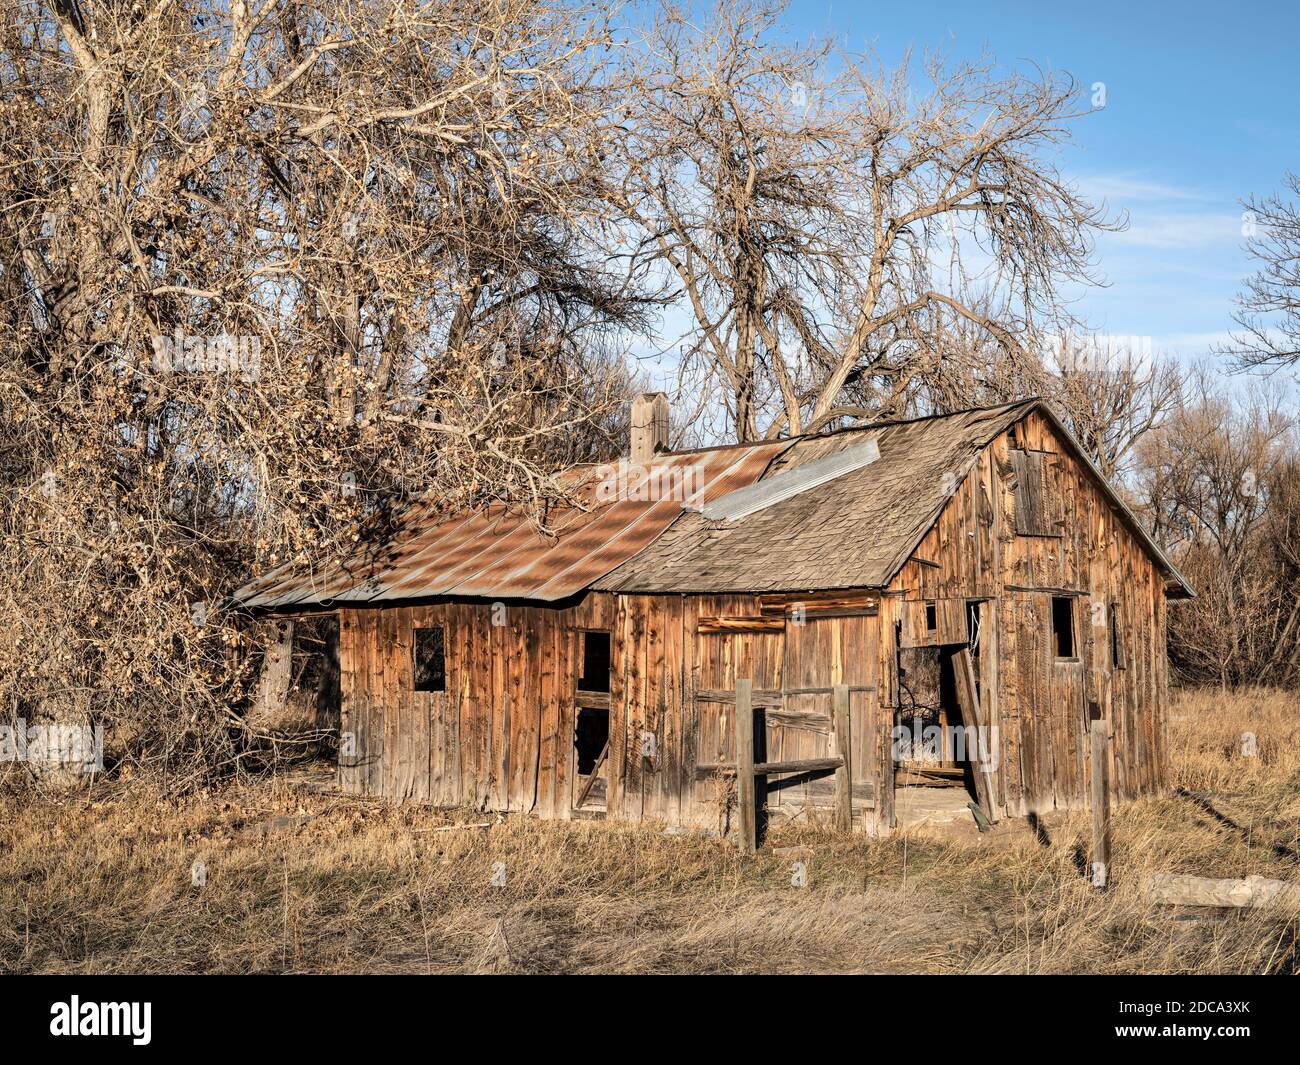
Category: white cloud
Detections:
[
  {"x1": 1076, "y1": 172, "x2": 1210, "y2": 205},
  {"x1": 1113, "y1": 211, "x2": 1243, "y2": 249},
  {"x1": 1155, "y1": 330, "x2": 1236, "y2": 351},
  {"x1": 1076, "y1": 171, "x2": 1243, "y2": 248}
]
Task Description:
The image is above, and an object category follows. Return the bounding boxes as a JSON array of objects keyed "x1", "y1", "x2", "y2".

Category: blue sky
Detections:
[{"x1": 780, "y1": 0, "x2": 1299, "y2": 365}]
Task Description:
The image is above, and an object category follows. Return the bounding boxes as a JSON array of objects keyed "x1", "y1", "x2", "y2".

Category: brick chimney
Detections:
[{"x1": 630, "y1": 392, "x2": 670, "y2": 464}]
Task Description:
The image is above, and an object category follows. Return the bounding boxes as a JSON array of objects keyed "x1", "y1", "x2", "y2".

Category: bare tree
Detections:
[
  {"x1": 1220, "y1": 171, "x2": 1300, "y2": 372},
  {"x1": 892, "y1": 327, "x2": 1182, "y2": 479},
  {"x1": 0, "y1": 0, "x2": 645, "y2": 788},
  {"x1": 621, "y1": 0, "x2": 1116, "y2": 441},
  {"x1": 1135, "y1": 373, "x2": 1299, "y2": 688},
  {"x1": 1045, "y1": 337, "x2": 1183, "y2": 478},
  {"x1": 616, "y1": 0, "x2": 850, "y2": 440}
]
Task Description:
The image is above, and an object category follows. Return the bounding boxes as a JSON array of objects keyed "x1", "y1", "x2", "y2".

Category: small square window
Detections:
[
  {"x1": 1051, "y1": 596, "x2": 1075, "y2": 659},
  {"x1": 413, "y1": 626, "x2": 446, "y2": 692},
  {"x1": 925, "y1": 602, "x2": 937, "y2": 632}
]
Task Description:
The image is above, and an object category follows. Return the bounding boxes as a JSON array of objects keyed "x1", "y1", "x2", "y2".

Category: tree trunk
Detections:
[{"x1": 250, "y1": 618, "x2": 296, "y2": 730}]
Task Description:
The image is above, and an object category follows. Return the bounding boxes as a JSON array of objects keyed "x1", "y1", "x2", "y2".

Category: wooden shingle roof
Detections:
[{"x1": 593, "y1": 401, "x2": 1036, "y2": 594}]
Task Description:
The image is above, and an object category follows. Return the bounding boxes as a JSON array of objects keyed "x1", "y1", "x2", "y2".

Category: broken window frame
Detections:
[
  {"x1": 573, "y1": 628, "x2": 612, "y2": 809},
  {"x1": 1009, "y1": 448, "x2": 1061, "y2": 537},
  {"x1": 576, "y1": 629, "x2": 613, "y2": 694}
]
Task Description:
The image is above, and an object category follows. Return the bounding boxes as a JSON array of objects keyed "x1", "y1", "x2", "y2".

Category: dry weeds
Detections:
[{"x1": 2, "y1": 688, "x2": 1298, "y2": 974}]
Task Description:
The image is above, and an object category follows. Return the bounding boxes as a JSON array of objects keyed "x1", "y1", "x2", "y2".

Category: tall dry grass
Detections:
[{"x1": 2, "y1": 687, "x2": 1298, "y2": 974}]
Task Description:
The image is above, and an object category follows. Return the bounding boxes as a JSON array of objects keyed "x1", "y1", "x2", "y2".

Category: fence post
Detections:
[
  {"x1": 833, "y1": 684, "x2": 852, "y2": 832},
  {"x1": 734, "y1": 678, "x2": 756, "y2": 855},
  {"x1": 1090, "y1": 715, "x2": 1110, "y2": 889},
  {"x1": 876, "y1": 707, "x2": 896, "y2": 833}
]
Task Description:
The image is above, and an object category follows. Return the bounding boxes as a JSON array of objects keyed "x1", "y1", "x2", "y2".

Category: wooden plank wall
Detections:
[
  {"x1": 778, "y1": 613, "x2": 880, "y2": 824},
  {"x1": 615, "y1": 593, "x2": 887, "y2": 832},
  {"x1": 886, "y1": 409, "x2": 1172, "y2": 819},
  {"x1": 338, "y1": 594, "x2": 616, "y2": 816},
  {"x1": 609, "y1": 593, "x2": 705, "y2": 828},
  {"x1": 996, "y1": 411, "x2": 1169, "y2": 810},
  {"x1": 338, "y1": 589, "x2": 890, "y2": 835}
]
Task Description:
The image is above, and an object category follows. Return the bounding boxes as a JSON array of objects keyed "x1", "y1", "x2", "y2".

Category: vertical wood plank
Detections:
[
  {"x1": 338, "y1": 610, "x2": 358, "y2": 794},
  {"x1": 366, "y1": 611, "x2": 383, "y2": 796},
  {"x1": 876, "y1": 702, "x2": 895, "y2": 833},
  {"x1": 953, "y1": 647, "x2": 996, "y2": 823},
  {"x1": 734, "y1": 677, "x2": 756, "y2": 855},
  {"x1": 833, "y1": 683, "x2": 852, "y2": 831},
  {"x1": 1090, "y1": 715, "x2": 1111, "y2": 888}
]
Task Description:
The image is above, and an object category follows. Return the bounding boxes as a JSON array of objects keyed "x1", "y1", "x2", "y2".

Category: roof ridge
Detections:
[{"x1": 656, "y1": 398, "x2": 1040, "y2": 458}]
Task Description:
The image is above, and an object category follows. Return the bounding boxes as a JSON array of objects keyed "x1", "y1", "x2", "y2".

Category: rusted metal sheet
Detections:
[{"x1": 234, "y1": 443, "x2": 790, "y2": 608}]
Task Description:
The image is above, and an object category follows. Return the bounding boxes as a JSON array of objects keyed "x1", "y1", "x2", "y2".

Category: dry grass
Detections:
[{"x1": 3, "y1": 687, "x2": 1299, "y2": 974}]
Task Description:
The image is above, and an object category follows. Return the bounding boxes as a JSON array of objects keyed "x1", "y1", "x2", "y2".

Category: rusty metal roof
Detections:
[{"x1": 233, "y1": 442, "x2": 790, "y2": 609}]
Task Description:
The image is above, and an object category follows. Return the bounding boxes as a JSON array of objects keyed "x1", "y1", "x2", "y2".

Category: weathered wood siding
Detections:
[
  {"x1": 338, "y1": 594, "x2": 616, "y2": 816},
  {"x1": 338, "y1": 590, "x2": 889, "y2": 831},
  {"x1": 885, "y1": 408, "x2": 1171, "y2": 817}
]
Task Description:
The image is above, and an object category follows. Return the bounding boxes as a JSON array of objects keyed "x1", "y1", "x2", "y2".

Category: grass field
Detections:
[{"x1": 3, "y1": 687, "x2": 1298, "y2": 974}]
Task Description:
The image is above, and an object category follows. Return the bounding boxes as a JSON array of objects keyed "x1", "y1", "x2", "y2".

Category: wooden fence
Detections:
[{"x1": 697, "y1": 678, "x2": 861, "y2": 854}]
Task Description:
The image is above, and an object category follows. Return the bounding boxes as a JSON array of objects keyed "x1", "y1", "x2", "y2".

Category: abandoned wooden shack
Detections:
[{"x1": 233, "y1": 396, "x2": 1193, "y2": 837}]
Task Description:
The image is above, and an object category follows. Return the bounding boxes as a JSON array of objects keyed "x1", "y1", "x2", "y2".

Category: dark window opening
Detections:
[
  {"x1": 1110, "y1": 604, "x2": 1126, "y2": 669},
  {"x1": 925, "y1": 602, "x2": 937, "y2": 632},
  {"x1": 577, "y1": 630, "x2": 611, "y2": 693},
  {"x1": 1051, "y1": 596, "x2": 1075, "y2": 659},
  {"x1": 413, "y1": 626, "x2": 446, "y2": 692},
  {"x1": 574, "y1": 708, "x2": 609, "y2": 775}
]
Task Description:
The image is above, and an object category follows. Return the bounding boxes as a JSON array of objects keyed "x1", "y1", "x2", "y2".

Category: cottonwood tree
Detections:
[
  {"x1": 0, "y1": 0, "x2": 645, "y2": 788},
  {"x1": 1136, "y1": 375, "x2": 1300, "y2": 688},
  {"x1": 617, "y1": 0, "x2": 850, "y2": 440},
  {"x1": 874, "y1": 324, "x2": 1182, "y2": 479},
  {"x1": 1220, "y1": 171, "x2": 1300, "y2": 371},
  {"x1": 621, "y1": 0, "x2": 1115, "y2": 441},
  {"x1": 1043, "y1": 336, "x2": 1183, "y2": 478}
]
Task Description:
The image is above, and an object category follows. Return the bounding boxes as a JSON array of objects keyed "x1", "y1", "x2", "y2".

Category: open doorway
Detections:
[
  {"x1": 573, "y1": 630, "x2": 612, "y2": 814},
  {"x1": 897, "y1": 645, "x2": 976, "y2": 798},
  {"x1": 894, "y1": 600, "x2": 992, "y2": 829}
]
